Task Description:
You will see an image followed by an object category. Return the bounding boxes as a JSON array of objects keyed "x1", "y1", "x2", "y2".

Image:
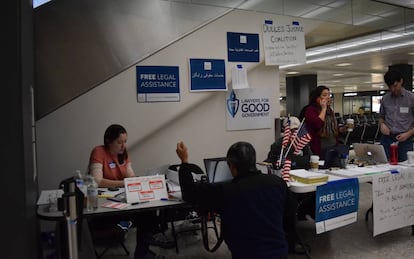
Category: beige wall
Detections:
[{"x1": 36, "y1": 10, "x2": 310, "y2": 189}]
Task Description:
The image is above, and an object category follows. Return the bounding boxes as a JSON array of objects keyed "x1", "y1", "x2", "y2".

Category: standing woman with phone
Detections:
[{"x1": 300, "y1": 86, "x2": 345, "y2": 158}]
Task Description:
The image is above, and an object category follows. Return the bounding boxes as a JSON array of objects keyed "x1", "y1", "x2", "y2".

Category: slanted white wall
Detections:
[{"x1": 36, "y1": 10, "x2": 317, "y2": 190}]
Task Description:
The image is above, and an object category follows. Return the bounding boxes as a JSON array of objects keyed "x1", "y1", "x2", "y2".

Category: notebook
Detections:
[
  {"x1": 353, "y1": 143, "x2": 388, "y2": 164},
  {"x1": 107, "y1": 191, "x2": 126, "y2": 203}
]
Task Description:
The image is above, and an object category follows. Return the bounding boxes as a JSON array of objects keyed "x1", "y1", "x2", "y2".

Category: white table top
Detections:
[
  {"x1": 326, "y1": 163, "x2": 402, "y2": 183},
  {"x1": 287, "y1": 163, "x2": 405, "y2": 193},
  {"x1": 37, "y1": 189, "x2": 186, "y2": 221}
]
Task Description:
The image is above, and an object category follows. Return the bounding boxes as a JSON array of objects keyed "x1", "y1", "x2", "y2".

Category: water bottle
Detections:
[
  {"x1": 389, "y1": 142, "x2": 398, "y2": 165},
  {"x1": 74, "y1": 170, "x2": 87, "y2": 196},
  {"x1": 86, "y1": 175, "x2": 98, "y2": 211}
]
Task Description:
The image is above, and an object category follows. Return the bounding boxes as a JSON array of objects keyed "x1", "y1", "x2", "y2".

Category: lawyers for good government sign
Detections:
[{"x1": 226, "y1": 88, "x2": 273, "y2": 131}]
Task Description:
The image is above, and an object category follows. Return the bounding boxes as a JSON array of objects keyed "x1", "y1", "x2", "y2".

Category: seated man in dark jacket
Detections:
[{"x1": 176, "y1": 141, "x2": 294, "y2": 259}]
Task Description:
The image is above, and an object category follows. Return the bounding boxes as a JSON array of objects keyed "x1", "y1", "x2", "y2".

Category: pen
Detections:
[
  {"x1": 160, "y1": 198, "x2": 181, "y2": 202},
  {"x1": 131, "y1": 201, "x2": 150, "y2": 205}
]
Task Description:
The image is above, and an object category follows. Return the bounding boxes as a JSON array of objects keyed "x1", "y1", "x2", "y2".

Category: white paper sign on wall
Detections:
[{"x1": 262, "y1": 19, "x2": 306, "y2": 66}]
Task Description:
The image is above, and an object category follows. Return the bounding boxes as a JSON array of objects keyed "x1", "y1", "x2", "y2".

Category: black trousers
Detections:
[{"x1": 87, "y1": 210, "x2": 161, "y2": 257}]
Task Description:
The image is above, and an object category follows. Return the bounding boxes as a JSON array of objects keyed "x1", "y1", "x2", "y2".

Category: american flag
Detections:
[
  {"x1": 292, "y1": 124, "x2": 311, "y2": 155},
  {"x1": 282, "y1": 117, "x2": 291, "y2": 148},
  {"x1": 282, "y1": 159, "x2": 291, "y2": 182}
]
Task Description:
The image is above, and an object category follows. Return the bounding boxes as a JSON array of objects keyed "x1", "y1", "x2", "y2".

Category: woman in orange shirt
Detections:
[
  {"x1": 88, "y1": 124, "x2": 173, "y2": 258},
  {"x1": 89, "y1": 124, "x2": 135, "y2": 187}
]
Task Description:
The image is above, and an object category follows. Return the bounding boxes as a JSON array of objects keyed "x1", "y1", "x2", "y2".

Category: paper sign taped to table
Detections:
[
  {"x1": 372, "y1": 168, "x2": 414, "y2": 236},
  {"x1": 124, "y1": 175, "x2": 168, "y2": 204}
]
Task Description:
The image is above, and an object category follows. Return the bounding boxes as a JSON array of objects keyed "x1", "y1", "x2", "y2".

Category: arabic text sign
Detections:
[
  {"x1": 189, "y1": 59, "x2": 226, "y2": 92},
  {"x1": 227, "y1": 32, "x2": 259, "y2": 62}
]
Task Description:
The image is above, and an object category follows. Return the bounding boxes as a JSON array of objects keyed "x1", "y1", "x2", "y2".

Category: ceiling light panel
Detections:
[
  {"x1": 335, "y1": 62, "x2": 352, "y2": 66},
  {"x1": 297, "y1": 24, "x2": 414, "y2": 65},
  {"x1": 173, "y1": 0, "x2": 245, "y2": 8},
  {"x1": 372, "y1": 0, "x2": 414, "y2": 10},
  {"x1": 237, "y1": 0, "x2": 285, "y2": 14}
]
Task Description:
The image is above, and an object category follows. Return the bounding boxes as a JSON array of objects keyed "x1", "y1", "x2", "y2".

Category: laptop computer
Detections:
[
  {"x1": 322, "y1": 144, "x2": 350, "y2": 169},
  {"x1": 352, "y1": 143, "x2": 388, "y2": 164},
  {"x1": 287, "y1": 154, "x2": 311, "y2": 170},
  {"x1": 144, "y1": 164, "x2": 170, "y2": 176},
  {"x1": 203, "y1": 157, "x2": 233, "y2": 183}
]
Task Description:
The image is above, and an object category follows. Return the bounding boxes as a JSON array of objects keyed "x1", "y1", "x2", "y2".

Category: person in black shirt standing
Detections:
[{"x1": 176, "y1": 141, "x2": 293, "y2": 259}]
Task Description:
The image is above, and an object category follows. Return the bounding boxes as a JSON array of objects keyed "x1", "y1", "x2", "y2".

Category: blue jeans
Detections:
[{"x1": 381, "y1": 134, "x2": 413, "y2": 162}]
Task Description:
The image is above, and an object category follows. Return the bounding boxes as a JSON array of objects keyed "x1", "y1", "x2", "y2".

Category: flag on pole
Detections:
[
  {"x1": 282, "y1": 159, "x2": 291, "y2": 182},
  {"x1": 282, "y1": 117, "x2": 291, "y2": 148},
  {"x1": 292, "y1": 124, "x2": 311, "y2": 155}
]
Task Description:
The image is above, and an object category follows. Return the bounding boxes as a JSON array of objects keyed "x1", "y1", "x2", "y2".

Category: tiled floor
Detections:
[{"x1": 97, "y1": 182, "x2": 414, "y2": 259}]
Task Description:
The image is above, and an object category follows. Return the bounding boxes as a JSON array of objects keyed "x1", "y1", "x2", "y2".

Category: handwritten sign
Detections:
[
  {"x1": 372, "y1": 168, "x2": 414, "y2": 236},
  {"x1": 262, "y1": 19, "x2": 306, "y2": 66},
  {"x1": 315, "y1": 178, "x2": 359, "y2": 234}
]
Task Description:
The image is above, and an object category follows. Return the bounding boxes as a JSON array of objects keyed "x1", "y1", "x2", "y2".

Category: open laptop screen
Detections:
[
  {"x1": 353, "y1": 143, "x2": 388, "y2": 164},
  {"x1": 203, "y1": 157, "x2": 233, "y2": 183},
  {"x1": 323, "y1": 144, "x2": 350, "y2": 169}
]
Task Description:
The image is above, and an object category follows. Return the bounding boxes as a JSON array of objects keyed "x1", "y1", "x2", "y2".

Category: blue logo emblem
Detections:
[{"x1": 227, "y1": 90, "x2": 239, "y2": 118}]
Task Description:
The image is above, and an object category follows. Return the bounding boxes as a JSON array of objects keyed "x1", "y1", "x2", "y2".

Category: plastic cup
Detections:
[
  {"x1": 48, "y1": 192, "x2": 58, "y2": 212},
  {"x1": 310, "y1": 155, "x2": 319, "y2": 171},
  {"x1": 346, "y1": 119, "x2": 354, "y2": 132},
  {"x1": 407, "y1": 151, "x2": 414, "y2": 164}
]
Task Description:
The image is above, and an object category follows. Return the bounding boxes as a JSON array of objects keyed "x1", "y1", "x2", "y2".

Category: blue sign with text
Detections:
[
  {"x1": 227, "y1": 32, "x2": 259, "y2": 62},
  {"x1": 136, "y1": 66, "x2": 180, "y2": 102},
  {"x1": 315, "y1": 178, "x2": 359, "y2": 222},
  {"x1": 189, "y1": 59, "x2": 226, "y2": 92}
]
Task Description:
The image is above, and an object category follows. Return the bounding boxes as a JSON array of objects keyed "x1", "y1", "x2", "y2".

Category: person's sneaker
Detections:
[
  {"x1": 146, "y1": 233, "x2": 175, "y2": 249},
  {"x1": 289, "y1": 243, "x2": 311, "y2": 255},
  {"x1": 135, "y1": 250, "x2": 165, "y2": 259}
]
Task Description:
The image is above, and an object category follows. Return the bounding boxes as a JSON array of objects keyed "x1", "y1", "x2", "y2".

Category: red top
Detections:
[
  {"x1": 89, "y1": 145, "x2": 131, "y2": 180},
  {"x1": 304, "y1": 104, "x2": 326, "y2": 155}
]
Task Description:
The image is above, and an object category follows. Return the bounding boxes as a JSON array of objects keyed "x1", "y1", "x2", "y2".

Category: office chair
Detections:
[
  {"x1": 167, "y1": 208, "x2": 202, "y2": 253},
  {"x1": 168, "y1": 163, "x2": 224, "y2": 253},
  {"x1": 88, "y1": 219, "x2": 131, "y2": 258},
  {"x1": 363, "y1": 124, "x2": 378, "y2": 143},
  {"x1": 165, "y1": 164, "x2": 204, "y2": 253}
]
